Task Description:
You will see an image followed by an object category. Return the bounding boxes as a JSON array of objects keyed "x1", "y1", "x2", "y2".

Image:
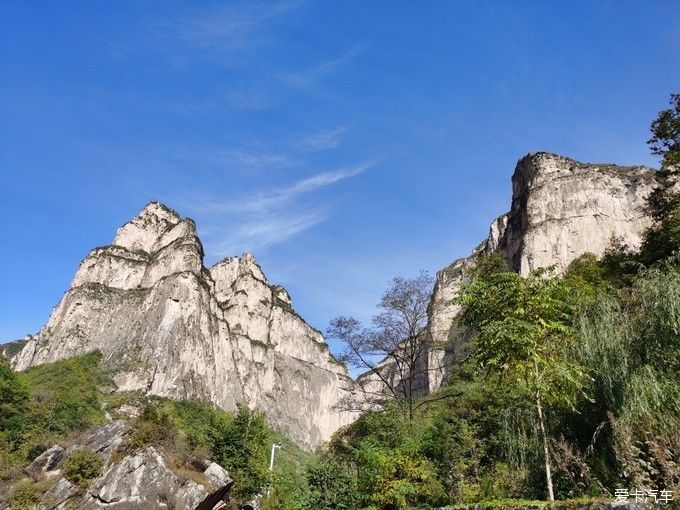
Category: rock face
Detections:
[
  {"x1": 14, "y1": 202, "x2": 358, "y2": 448},
  {"x1": 10, "y1": 420, "x2": 234, "y2": 510},
  {"x1": 362, "y1": 152, "x2": 661, "y2": 396}
]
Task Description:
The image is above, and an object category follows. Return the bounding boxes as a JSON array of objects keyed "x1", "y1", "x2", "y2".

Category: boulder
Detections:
[{"x1": 25, "y1": 445, "x2": 65, "y2": 480}]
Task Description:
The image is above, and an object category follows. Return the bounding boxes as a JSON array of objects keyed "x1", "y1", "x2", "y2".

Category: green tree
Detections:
[
  {"x1": 214, "y1": 404, "x2": 272, "y2": 500},
  {"x1": 303, "y1": 457, "x2": 356, "y2": 510},
  {"x1": 0, "y1": 356, "x2": 29, "y2": 432},
  {"x1": 648, "y1": 93, "x2": 680, "y2": 167},
  {"x1": 640, "y1": 93, "x2": 680, "y2": 265},
  {"x1": 354, "y1": 441, "x2": 443, "y2": 510},
  {"x1": 458, "y1": 268, "x2": 588, "y2": 501}
]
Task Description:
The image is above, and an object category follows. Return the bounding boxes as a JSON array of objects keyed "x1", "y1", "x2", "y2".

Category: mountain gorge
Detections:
[
  {"x1": 3, "y1": 150, "x2": 675, "y2": 510},
  {"x1": 10, "y1": 152, "x2": 663, "y2": 445}
]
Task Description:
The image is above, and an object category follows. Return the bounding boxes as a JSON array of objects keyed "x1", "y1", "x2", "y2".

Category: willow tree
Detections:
[{"x1": 457, "y1": 265, "x2": 588, "y2": 501}]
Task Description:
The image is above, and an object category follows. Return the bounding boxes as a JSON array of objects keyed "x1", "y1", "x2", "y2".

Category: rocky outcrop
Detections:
[
  {"x1": 490, "y1": 153, "x2": 657, "y2": 274},
  {"x1": 8, "y1": 420, "x2": 234, "y2": 510},
  {"x1": 13, "y1": 202, "x2": 359, "y2": 448},
  {"x1": 361, "y1": 152, "x2": 661, "y2": 396},
  {"x1": 83, "y1": 446, "x2": 229, "y2": 509},
  {"x1": 25, "y1": 445, "x2": 65, "y2": 481}
]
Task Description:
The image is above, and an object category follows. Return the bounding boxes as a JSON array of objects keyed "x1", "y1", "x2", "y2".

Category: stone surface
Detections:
[
  {"x1": 25, "y1": 445, "x2": 65, "y2": 480},
  {"x1": 81, "y1": 446, "x2": 222, "y2": 509},
  {"x1": 17, "y1": 421, "x2": 232, "y2": 510},
  {"x1": 14, "y1": 202, "x2": 359, "y2": 448},
  {"x1": 360, "y1": 152, "x2": 662, "y2": 396},
  {"x1": 35, "y1": 446, "x2": 232, "y2": 509},
  {"x1": 42, "y1": 477, "x2": 79, "y2": 508},
  {"x1": 203, "y1": 462, "x2": 231, "y2": 488},
  {"x1": 66, "y1": 420, "x2": 131, "y2": 464}
]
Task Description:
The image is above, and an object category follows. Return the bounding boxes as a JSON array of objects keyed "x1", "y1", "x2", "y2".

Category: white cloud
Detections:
[
  {"x1": 187, "y1": 162, "x2": 373, "y2": 257},
  {"x1": 121, "y1": 0, "x2": 306, "y2": 66},
  {"x1": 280, "y1": 45, "x2": 364, "y2": 89},
  {"x1": 211, "y1": 210, "x2": 328, "y2": 257},
  {"x1": 199, "y1": 163, "x2": 371, "y2": 214},
  {"x1": 296, "y1": 127, "x2": 347, "y2": 151}
]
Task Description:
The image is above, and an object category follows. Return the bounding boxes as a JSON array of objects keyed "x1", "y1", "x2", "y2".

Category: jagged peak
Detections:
[
  {"x1": 113, "y1": 202, "x2": 198, "y2": 255},
  {"x1": 139, "y1": 201, "x2": 182, "y2": 222},
  {"x1": 210, "y1": 252, "x2": 268, "y2": 289}
]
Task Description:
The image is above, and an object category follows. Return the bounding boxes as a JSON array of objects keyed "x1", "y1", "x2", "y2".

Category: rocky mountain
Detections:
[
  {"x1": 361, "y1": 152, "x2": 661, "y2": 395},
  {"x1": 7, "y1": 152, "x2": 664, "y2": 450},
  {"x1": 13, "y1": 202, "x2": 359, "y2": 449}
]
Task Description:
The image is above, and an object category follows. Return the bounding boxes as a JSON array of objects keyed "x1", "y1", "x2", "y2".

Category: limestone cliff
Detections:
[
  {"x1": 14, "y1": 202, "x2": 358, "y2": 448},
  {"x1": 363, "y1": 152, "x2": 661, "y2": 396}
]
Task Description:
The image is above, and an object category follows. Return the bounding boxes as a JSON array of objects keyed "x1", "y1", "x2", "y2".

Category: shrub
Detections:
[
  {"x1": 63, "y1": 448, "x2": 103, "y2": 488},
  {"x1": 20, "y1": 351, "x2": 108, "y2": 435},
  {"x1": 303, "y1": 457, "x2": 356, "y2": 510},
  {"x1": 8, "y1": 479, "x2": 40, "y2": 510}
]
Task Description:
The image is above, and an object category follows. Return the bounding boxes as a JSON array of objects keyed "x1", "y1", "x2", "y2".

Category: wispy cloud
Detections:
[
  {"x1": 280, "y1": 45, "x2": 364, "y2": 89},
  {"x1": 187, "y1": 162, "x2": 373, "y2": 258},
  {"x1": 296, "y1": 127, "x2": 347, "y2": 151},
  {"x1": 164, "y1": 125, "x2": 348, "y2": 174},
  {"x1": 198, "y1": 163, "x2": 370, "y2": 215},
  {"x1": 120, "y1": 0, "x2": 305, "y2": 66}
]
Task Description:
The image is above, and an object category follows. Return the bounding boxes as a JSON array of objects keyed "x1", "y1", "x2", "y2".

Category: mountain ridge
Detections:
[{"x1": 13, "y1": 201, "x2": 359, "y2": 449}]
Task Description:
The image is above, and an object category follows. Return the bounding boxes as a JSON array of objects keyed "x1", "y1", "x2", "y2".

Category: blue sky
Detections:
[{"x1": 1, "y1": 1, "x2": 679, "y2": 355}]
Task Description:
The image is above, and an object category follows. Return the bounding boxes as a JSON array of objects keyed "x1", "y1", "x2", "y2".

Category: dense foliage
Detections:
[
  {"x1": 0, "y1": 351, "x2": 108, "y2": 481},
  {"x1": 63, "y1": 448, "x2": 103, "y2": 488}
]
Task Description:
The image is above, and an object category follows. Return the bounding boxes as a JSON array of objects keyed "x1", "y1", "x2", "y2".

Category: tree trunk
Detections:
[{"x1": 535, "y1": 390, "x2": 555, "y2": 501}]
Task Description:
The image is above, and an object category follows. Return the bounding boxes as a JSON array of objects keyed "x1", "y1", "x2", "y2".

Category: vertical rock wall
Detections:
[{"x1": 14, "y1": 202, "x2": 359, "y2": 449}]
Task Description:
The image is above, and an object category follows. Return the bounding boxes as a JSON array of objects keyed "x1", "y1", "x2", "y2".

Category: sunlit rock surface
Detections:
[
  {"x1": 361, "y1": 152, "x2": 661, "y2": 396},
  {"x1": 14, "y1": 202, "x2": 359, "y2": 448}
]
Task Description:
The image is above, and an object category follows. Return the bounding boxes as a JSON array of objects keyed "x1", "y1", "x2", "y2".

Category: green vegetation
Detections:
[
  {"x1": 298, "y1": 248, "x2": 677, "y2": 509},
  {"x1": 63, "y1": 448, "x2": 103, "y2": 488},
  {"x1": 458, "y1": 266, "x2": 587, "y2": 501},
  {"x1": 8, "y1": 479, "x2": 43, "y2": 510},
  {"x1": 0, "y1": 351, "x2": 108, "y2": 481},
  {"x1": 121, "y1": 397, "x2": 288, "y2": 501},
  {"x1": 0, "y1": 352, "x2": 306, "y2": 506},
  {"x1": 648, "y1": 93, "x2": 680, "y2": 167}
]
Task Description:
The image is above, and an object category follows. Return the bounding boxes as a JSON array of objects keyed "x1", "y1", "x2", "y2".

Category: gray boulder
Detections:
[{"x1": 25, "y1": 445, "x2": 65, "y2": 480}]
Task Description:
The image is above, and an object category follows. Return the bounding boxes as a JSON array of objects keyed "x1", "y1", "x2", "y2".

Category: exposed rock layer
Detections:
[
  {"x1": 14, "y1": 203, "x2": 358, "y2": 448},
  {"x1": 362, "y1": 152, "x2": 660, "y2": 395}
]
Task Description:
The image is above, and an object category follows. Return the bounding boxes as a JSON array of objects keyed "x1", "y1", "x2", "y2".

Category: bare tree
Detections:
[{"x1": 327, "y1": 271, "x2": 437, "y2": 421}]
